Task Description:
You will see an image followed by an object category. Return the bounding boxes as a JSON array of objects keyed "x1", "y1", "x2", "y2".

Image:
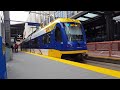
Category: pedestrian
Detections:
[
  {"x1": 11, "y1": 44, "x2": 14, "y2": 52},
  {"x1": 14, "y1": 43, "x2": 18, "y2": 53},
  {"x1": 20, "y1": 43, "x2": 22, "y2": 51}
]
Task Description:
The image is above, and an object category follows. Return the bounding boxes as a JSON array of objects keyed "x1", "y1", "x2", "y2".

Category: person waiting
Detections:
[{"x1": 14, "y1": 43, "x2": 18, "y2": 53}]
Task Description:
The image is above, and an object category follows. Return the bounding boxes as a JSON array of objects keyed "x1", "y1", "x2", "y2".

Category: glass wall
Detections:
[
  {"x1": 67, "y1": 11, "x2": 74, "y2": 17},
  {"x1": 54, "y1": 11, "x2": 68, "y2": 18}
]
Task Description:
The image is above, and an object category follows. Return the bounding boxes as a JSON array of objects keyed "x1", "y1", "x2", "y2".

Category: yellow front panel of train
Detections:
[{"x1": 48, "y1": 49, "x2": 62, "y2": 58}]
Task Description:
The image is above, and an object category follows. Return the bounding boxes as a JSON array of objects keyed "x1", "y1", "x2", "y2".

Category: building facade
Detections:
[
  {"x1": 54, "y1": 11, "x2": 83, "y2": 18},
  {"x1": 23, "y1": 11, "x2": 55, "y2": 39}
]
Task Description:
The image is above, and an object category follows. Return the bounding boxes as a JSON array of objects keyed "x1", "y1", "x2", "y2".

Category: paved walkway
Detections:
[{"x1": 7, "y1": 52, "x2": 117, "y2": 79}]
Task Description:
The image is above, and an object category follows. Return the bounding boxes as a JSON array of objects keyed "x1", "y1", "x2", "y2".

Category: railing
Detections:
[{"x1": 87, "y1": 41, "x2": 120, "y2": 58}]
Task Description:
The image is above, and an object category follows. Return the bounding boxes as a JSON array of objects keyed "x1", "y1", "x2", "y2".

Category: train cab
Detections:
[
  {"x1": 51, "y1": 20, "x2": 88, "y2": 61},
  {"x1": 54, "y1": 22, "x2": 87, "y2": 51}
]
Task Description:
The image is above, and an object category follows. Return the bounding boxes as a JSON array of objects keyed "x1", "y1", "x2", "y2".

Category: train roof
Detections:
[
  {"x1": 52, "y1": 18, "x2": 80, "y2": 23},
  {"x1": 23, "y1": 18, "x2": 81, "y2": 41},
  {"x1": 39, "y1": 18, "x2": 80, "y2": 32}
]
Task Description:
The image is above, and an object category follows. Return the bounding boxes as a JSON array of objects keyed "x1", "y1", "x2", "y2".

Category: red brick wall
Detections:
[{"x1": 87, "y1": 41, "x2": 120, "y2": 51}]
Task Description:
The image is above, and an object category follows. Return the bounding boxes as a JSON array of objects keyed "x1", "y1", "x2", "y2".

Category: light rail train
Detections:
[{"x1": 21, "y1": 18, "x2": 88, "y2": 62}]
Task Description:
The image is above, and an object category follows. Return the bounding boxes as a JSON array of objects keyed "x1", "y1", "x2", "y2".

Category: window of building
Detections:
[
  {"x1": 61, "y1": 11, "x2": 63, "y2": 17},
  {"x1": 59, "y1": 11, "x2": 61, "y2": 17},
  {"x1": 63, "y1": 11, "x2": 65, "y2": 17},
  {"x1": 62, "y1": 11, "x2": 63, "y2": 17},
  {"x1": 60, "y1": 11, "x2": 61, "y2": 17},
  {"x1": 67, "y1": 11, "x2": 74, "y2": 17},
  {"x1": 58, "y1": 11, "x2": 60, "y2": 17}
]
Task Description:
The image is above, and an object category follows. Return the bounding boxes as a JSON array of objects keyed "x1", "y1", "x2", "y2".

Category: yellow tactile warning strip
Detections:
[{"x1": 23, "y1": 51, "x2": 120, "y2": 78}]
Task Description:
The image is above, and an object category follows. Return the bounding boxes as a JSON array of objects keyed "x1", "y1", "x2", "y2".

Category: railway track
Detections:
[
  {"x1": 84, "y1": 59, "x2": 120, "y2": 71},
  {"x1": 64, "y1": 57, "x2": 120, "y2": 71}
]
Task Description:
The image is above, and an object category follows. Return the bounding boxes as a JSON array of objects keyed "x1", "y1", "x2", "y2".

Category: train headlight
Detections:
[{"x1": 61, "y1": 42, "x2": 63, "y2": 44}]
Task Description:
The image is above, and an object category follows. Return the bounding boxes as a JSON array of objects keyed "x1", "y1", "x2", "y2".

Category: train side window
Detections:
[
  {"x1": 55, "y1": 27, "x2": 62, "y2": 42},
  {"x1": 42, "y1": 32, "x2": 51, "y2": 44},
  {"x1": 47, "y1": 33, "x2": 51, "y2": 43},
  {"x1": 34, "y1": 38, "x2": 38, "y2": 48},
  {"x1": 42, "y1": 35, "x2": 46, "y2": 44}
]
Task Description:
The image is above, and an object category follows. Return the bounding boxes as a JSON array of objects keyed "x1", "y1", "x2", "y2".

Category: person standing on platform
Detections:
[
  {"x1": 14, "y1": 43, "x2": 18, "y2": 53},
  {"x1": 11, "y1": 44, "x2": 14, "y2": 52}
]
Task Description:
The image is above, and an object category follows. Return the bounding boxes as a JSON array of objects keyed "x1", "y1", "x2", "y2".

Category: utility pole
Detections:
[
  {"x1": 104, "y1": 11, "x2": 114, "y2": 41},
  {"x1": 3, "y1": 11, "x2": 12, "y2": 61}
]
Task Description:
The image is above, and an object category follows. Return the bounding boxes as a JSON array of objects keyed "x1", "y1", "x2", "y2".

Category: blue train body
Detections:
[{"x1": 22, "y1": 18, "x2": 88, "y2": 60}]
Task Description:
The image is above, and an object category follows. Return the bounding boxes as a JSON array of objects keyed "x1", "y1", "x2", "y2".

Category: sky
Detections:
[{"x1": 10, "y1": 11, "x2": 29, "y2": 25}]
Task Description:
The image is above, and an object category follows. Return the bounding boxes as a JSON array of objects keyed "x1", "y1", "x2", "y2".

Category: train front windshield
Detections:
[{"x1": 63, "y1": 22, "x2": 83, "y2": 41}]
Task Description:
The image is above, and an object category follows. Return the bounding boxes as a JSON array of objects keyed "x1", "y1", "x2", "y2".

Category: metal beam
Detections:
[
  {"x1": 70, "y1": 11, "x2": 89, "y2": 19},
  {"x1": 104, "y1": 11, "x2": 114, "y2": 41},
  {"x1": 82, "y1": 15, "x2": 102, "y2": 24},
  {"x1": 5, "y1": 19, "x2": 41, "y2": 25},
  {"x1": 26, "y1": 11, "x2": 51, "y2": 15}
]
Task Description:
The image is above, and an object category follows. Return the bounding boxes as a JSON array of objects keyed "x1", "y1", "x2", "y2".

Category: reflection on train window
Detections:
[
  {"x1": 33, "y1": 38, "x2": 38, "y2": 48},
  {"x1": 46, "y1": 33, "x2": 50, "y2": 44},
  {"x1": 42, "y1": 35, "x2": 45, "y2": 44},
  {"x1": 42, "y1": 32, "x2": 51, "y2": 44},
  {"x1": 55, "y1": 27, "x2": 62, "y2": 42}
]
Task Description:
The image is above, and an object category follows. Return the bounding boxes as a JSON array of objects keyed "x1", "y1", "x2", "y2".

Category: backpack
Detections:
[{"x1": 15, "y1": 44, "x2": 18, "y2": 48}]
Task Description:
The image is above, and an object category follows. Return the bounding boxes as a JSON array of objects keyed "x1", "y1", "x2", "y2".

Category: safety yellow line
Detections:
[{"x1": 23, "y1": 51, "x2": 120, "y2": 78}]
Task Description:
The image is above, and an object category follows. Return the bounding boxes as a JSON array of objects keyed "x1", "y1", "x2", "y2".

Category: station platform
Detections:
[{"x1": 6, "y1": 51, "x2": 120, "y2": 79}]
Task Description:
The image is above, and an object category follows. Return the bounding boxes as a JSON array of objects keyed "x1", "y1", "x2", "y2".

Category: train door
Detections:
[{"x1": 54, "y1": 23, "x2": 63, "y2": 50}]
